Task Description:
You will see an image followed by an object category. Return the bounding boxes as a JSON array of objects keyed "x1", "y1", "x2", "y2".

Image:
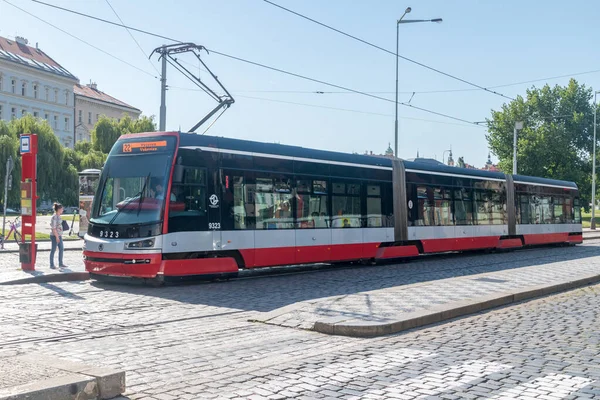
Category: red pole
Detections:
[{"x1": 20, "y1": 134, "x2": 37, "y2": 271}]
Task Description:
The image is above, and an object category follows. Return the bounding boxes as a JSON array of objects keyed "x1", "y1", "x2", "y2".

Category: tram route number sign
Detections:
[{"x1": 122, "y1": 141, "x2": 167, "y2": 153}]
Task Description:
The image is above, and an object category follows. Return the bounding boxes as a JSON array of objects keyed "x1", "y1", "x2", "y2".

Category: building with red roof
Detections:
[
  {"x1": 74, "y1": 82, "x2": 141, "y2": 143},
  {"x1": 0, "y1": 35, "x2": 78, "y2": 147}
]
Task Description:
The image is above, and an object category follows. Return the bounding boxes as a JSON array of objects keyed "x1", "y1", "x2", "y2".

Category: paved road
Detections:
[{"x1": 1, "y1": 243, "x2": 600, "y2": 399}]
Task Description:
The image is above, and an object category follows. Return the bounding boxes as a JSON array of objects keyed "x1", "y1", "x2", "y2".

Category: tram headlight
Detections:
[{"x1": 125, "y1": 239, "x2": 155, "y2": 249}]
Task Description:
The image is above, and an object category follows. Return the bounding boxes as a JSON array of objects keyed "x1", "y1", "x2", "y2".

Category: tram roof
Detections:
[{"x1": 176, "y1": 132, "x2": 577, "y2": 189}]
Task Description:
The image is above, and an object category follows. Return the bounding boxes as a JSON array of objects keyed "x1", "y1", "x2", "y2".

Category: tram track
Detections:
[{"x1": 0, "y1": 309, "x2": 248, "y2": 349}]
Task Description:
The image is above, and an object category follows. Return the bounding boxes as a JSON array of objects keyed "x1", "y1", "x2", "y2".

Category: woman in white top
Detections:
[{"x1": 49, "y1": 202, "x2": 66, "y2": 269}]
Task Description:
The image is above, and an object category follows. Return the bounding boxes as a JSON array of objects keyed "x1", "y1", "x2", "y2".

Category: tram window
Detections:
[
  {"x1": 541, "y1": 197, "x2": 553, "y2": 224},
  {"x1": 367, "y1": 185, "x2": 381, "y2": 196},
  {"x1": 490, "y1": 191, "x2": 505, "y2": 225},
  {"x1": 332, "y1": 181, "x2": 361, "y2": 228},
  {"x1": 366, "y1": 184, "x2": 382, "y2": 227},
  {"x1": 454, "y1": 188, "x2": 473, "y2": 225},
  {"x1": 297, "y1": 194, "x2": 328, "y2": 228},
  {"x1": 168, "y1": 167, "x2": 207, "y2": 233},
  {"x1": 433, "y1": 188, "x2": 453, "y2": 226},
  {"x1": 255, "y1": 177, "x2": 294, "y2": 229},
  {"x1": 232, "y1": 175, "x2": 253, "y2": 230},
  {"x1": 564, "y1": 197, "x2": 573, "y2": 223},
  {"x1": 296, "y1": 180, "x2": 311, "y2": 193},
  {"x1": 519, "y1": 194, "x2": 532, "y2": 224},
  {"x1": 553, "y1": 197, "x2": 565, "y2": 223},
  {"x1": 313, "y1": 180, "x2": 327, "y2": 195},
  {"x1": 332, "y1": 182, "x2": 345, "y2": 194},
  {"x1": 574, "y1": 198, "x2": 581, "y2": 223},
  {"x1": 474, "y1": 190, "x2": 492, "y2": 225},
  {"x1": 416, "y1": 186, "x2": 433, "y2": 226}
]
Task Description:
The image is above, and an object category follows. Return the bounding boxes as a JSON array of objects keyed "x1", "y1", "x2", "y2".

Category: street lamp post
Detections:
[
  {"x1": 394, "y1": 8, "x2": 442, "y2": 158},
  {"x1": 513, "y1": 121, "x2": 523, "y2": 175},
  {"x1": 592, "y1": 91, "x2": 599, "y2": 229}
]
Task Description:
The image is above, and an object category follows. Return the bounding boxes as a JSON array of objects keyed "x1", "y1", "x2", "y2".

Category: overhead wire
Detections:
[
  {"x1": 262, "y1": 0, "x2": 515, "y2": 101},
  {"x1": 169, "y1": 85, "x2": 480, "y2": 127},
  {"x1": 18, "y1": 0, "x2": 485, "y2": 126},
  {"x1": 24, "y1": 0, "x2": 600, "y2": 96},
  {"x1": 104, "y1": 0, "x2": 160, "y2": 75}
]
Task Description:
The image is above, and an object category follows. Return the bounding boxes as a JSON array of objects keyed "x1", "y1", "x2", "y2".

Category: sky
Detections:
[{"x1": 1, "y1": 0, "x2": 600, "y2": 167}]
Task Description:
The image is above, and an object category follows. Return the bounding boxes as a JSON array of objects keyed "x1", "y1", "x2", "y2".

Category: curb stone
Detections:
[
  {"x1": 0, "y1": 353, "x2": 125, "y2": 400},
  {"x1": 313, "y1": 272, "x2": 600, "y2": 338}
]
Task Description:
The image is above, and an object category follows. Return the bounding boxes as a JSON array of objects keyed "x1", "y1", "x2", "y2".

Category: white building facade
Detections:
[{"x1": 0, "y1": 36, "x2": 78, "y2": 148}]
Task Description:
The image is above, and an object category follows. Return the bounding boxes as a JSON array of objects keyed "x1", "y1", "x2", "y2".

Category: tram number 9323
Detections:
[
  {"x1": 208, "y1": 222, "x2": 221, "y2": 230},
  {"x1": 98, "y1": 230, "x2": 120, "y2": 238}
]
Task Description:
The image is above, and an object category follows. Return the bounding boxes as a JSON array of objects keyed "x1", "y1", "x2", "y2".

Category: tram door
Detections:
[{"x1": 207, "y1": 168, "x2": 222, "y2": 251}]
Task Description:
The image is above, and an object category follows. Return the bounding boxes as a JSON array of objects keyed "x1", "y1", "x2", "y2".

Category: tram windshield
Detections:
[{"x1": 90, "y1": 136, "x2": 176, "y2": 226}]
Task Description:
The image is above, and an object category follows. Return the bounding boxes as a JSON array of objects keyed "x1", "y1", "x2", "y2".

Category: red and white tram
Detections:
[{"x1": 83, "y1": 132, "x2": 582, "y2": 283}]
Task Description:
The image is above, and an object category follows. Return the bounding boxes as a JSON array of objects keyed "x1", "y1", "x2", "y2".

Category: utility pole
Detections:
[
  {"x1": 2, "y1": 156, "x2": 13, "y2": 249},
  {"x1": 592, "y1": 91, "x2": 599, "y2": 229},
  {"x1": 513, "y1": 121, "x2": 523, "y2": 175},
  {"x1": 159, "y1": 45, "x2": 167, "y2": 131}
]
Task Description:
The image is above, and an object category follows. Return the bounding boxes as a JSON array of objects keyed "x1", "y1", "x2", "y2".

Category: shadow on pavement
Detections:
[{"x1": 90, "y1": 243, "x2": 600, "y2": 313}]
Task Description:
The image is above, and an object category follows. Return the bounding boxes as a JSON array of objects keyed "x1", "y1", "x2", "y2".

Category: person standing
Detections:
[{"x1": 49, "y1": 202, "x2": 66, "y2": 269}]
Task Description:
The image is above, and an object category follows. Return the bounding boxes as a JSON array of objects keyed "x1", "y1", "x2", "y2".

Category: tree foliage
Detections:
[
  {"x1": 486, "y1": 79, "x2": 598, "y2": 208},
  {"x1": 92, "y1": 114, "x2": 156, "y2": 154}
]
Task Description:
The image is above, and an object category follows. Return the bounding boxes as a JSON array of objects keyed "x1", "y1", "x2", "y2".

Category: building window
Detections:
[
  {"x1": 33, "y1": 111, "x2": 39, "y2": 118},
  {"x1": 88, "y1": 112, "x2": 92, "y2": 124},
  {"x1": 44, "y1": 113, "x2": 49, "y2": 121},
  {"x1": 45, "y1": 87, "x2": 49, "y2": 101},
  {"x1": 0, "y1": 75, "x2": 3, "y2": 91},
  {"x1": 96, "y1": 114, "x2": 99, "y2": 122},
  {"x1": 33, "y1": 84, "x2": 38, "y2": 99},
  {"x1": 21, "y1": 109, "x2": 26, "y2": 117},
  {"x1": 53, "y1": 115, "x2": 58, "y2": 129},
  {"x1": 11, "y1": 108, "x2": 16, "y2": 119},
  {"x1": 65, "y1": 117, "x2": 69, "y2": 130},
  {"x1": 11, "y1": 79, "x2": 16, "y2": 94},
  {"x1": 21, "y1": 82, "x2": 26, "y2": 96},
  {"x1": 65, "y1": 90, "x2": 69, "y2": 105},
  {"x1": 0, "y1": 105, "x2": 2, "y2": 119},
  {"x1": 78, "y1": 110, "x2": 82, "y2": 123},
  {"x1": 54, "y1": 89, "x2": 58, "y2": 103}
]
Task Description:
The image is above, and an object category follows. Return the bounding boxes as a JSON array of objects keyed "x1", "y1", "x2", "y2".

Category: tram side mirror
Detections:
[{"x1": 173, "y1": 164, "x2": 184, "y2": 183}]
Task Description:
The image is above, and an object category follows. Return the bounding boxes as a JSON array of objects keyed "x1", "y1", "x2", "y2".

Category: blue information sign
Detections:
[{"x1": 20, "y1": 136, "x2": 31, "y2": 153}]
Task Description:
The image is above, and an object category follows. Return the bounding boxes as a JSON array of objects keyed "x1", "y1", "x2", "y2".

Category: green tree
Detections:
[
  {"x1": 91, "y1": 116, "x2": 121, "y2": 154},
  {"x1": 91, "y1": 114, "x2": 156, "y2": 154},
  {"x1": 486, "y1": 79, "x2": 597, "y2": 208},
  {"x1": 10, "y1": 115, "x2": 65, "y2": 204},
  {"x1": 80, "y1": 150, "x2": 106, "y2": 170},
  {"x1": 0, "y1": 121, "x2": 20, "y2": 208}
]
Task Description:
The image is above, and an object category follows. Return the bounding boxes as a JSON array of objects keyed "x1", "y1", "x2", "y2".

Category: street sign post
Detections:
[
  {"x1": 1, "y1": 156, "x2": 14, "y2": 250},
  {"x1": 19, "y1": 134, "x2": 37, "y2": 270}
]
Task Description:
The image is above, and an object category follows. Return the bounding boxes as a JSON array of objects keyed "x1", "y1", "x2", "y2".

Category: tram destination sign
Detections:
[{"x1": 121, "y1": 140, "x2": 168, "y2": 153}]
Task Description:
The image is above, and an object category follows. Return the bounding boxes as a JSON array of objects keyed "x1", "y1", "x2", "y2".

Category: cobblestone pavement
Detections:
[{"x1": 1, "y1": 243, "x2": 600, "y2": 398}]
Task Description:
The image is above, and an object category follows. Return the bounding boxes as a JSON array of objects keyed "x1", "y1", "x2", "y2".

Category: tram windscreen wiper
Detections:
[{"x1": 136, "y1": 174, "x2": 151, "y2": 216}]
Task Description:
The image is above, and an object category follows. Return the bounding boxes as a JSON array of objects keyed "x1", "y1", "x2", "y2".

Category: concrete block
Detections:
[
  {"x1": 79, "y1": 367, "x2": 126, "y2": 399},
  {"x1": 0, "y1": 373, "x2": 97, "y2": 400}
]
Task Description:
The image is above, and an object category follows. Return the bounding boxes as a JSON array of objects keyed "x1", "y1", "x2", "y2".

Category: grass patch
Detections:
[{"x1": 23, "y1": 233, "x2": 81, "y2": 241}]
